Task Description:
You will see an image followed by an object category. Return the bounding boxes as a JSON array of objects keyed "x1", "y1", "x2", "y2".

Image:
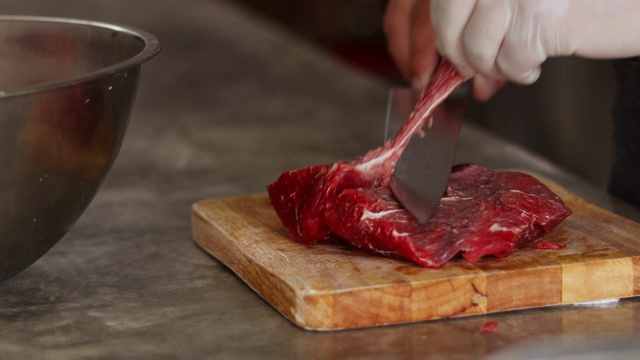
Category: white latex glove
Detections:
[
  {"x1": 384, "y1": 0, "x2": 505, "y2": 101},
  {"x1": 431, "y1": 0, "x2": 640, "y2": 84}
]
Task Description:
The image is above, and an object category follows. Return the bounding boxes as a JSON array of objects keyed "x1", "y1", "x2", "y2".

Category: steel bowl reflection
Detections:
[{"x1": 0, "y1": 16, "x2": 160, "y2": 280}]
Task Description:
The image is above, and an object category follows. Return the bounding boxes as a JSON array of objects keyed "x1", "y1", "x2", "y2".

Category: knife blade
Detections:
[{"x1": 385, "y1": 84, "x2": 469, "y2": 223}]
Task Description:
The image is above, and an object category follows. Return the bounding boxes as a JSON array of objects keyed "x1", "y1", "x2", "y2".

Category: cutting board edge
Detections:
[
  {"x1": 193, "y1": 201, "x2": 514, "y2": 330},
  {"x1": 192, "y1": 201, "x2": 347, "y2": 330},
  {"x1": 191, "y1": 199, "x2": 490, "y2": 330},
  {"x1": 191, "y1": 189, "x2": 640, "y2": 330}
]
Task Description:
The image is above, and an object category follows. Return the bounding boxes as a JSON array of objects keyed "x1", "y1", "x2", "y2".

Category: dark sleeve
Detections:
[{"x1": 608, "y1": 56, "x2": 640, "y2": 207}]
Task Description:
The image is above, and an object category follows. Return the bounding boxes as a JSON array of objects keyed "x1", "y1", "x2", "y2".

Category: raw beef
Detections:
[{"x1": 267, "y1": 60, "x2": 572, "y2": 268}]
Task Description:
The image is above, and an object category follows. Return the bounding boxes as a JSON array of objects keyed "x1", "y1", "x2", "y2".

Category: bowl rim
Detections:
[{"x1": 0, "y1": 15, "x2": 161, "y2": 98}]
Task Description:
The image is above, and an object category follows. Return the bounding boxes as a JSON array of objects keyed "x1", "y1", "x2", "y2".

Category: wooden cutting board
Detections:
[{"x1": 192, "y1": 178, "x2": 640, "y2": 331}]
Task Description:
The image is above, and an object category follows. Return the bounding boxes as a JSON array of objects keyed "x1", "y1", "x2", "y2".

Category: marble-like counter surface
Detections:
[{"x1": 1, "y1": 1, "x2": 640, "y2": 359}]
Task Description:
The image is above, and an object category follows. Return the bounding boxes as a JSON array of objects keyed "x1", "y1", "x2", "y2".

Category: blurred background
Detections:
[{"x1": 232, "y1": 0, "x2": 616, "y2": 189}]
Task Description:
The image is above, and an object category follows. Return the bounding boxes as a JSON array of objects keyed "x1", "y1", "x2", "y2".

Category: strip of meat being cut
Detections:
[{"x1": 267, "y1": 60, "x2": 572, "y2": 268}]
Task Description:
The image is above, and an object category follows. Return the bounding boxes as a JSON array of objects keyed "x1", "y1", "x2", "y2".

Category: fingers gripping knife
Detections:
[{"x1": 385, "y1": 84, "x2": 469, "y2": 223}]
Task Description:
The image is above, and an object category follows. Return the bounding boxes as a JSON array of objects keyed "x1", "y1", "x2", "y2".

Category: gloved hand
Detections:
[
  {"x1": 432, "y1": 0, "x2": 640, "y2": 84},
  {"x1": 384, "y1": 0, "x2": 505, "y2": 100},
  {"x1": 384, "y1": 0, "x2": 640, "y2": 100}
]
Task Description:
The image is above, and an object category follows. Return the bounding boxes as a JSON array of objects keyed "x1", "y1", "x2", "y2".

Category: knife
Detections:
[{"x1": 385, "y1": 84, "x2": 469, "y2": 223}]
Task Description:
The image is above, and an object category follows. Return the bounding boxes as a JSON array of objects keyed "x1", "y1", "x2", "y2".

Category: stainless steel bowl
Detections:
[{"x1": 0, "y1": 16, "x2": 160, "y2": 280}]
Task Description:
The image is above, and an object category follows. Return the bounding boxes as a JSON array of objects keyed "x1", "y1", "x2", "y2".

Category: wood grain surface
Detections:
[{"x1": 191, "y1": 179, "x2": 640, "y2": 330}]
